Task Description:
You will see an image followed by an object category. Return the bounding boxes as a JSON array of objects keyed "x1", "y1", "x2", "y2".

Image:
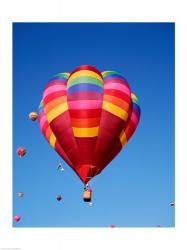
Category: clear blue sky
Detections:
[{"x1": 13, "y1": 23, "x2": 175, "y2": 227}]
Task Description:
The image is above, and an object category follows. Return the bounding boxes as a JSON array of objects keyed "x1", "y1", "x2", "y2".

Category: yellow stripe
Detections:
[
  {"x1": 68, "y1": 70, "x2": 103, "y2": 84},
  {"x1": 46, "y1": 102, "x2": 68, "y2": 123},
  {"x1": 102, "y1": 101, "x2": 128, "y2": 121},
  {"x1": 72, "y1": 126, "x2": 99, "y2": 137},
  {"x1": 119, "y1": 130, "x2": 127, "y2": 147},
  {"x1": 49, "y1": 133, "x2": 56, "y2": 148}
]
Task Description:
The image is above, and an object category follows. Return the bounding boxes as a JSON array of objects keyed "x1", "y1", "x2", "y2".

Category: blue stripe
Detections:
[
  {"x1": 133, "y1": 103, "x2": 141, "y2": 113},
  {"x1": 67, "y1": 83, "x2": 103, "y2": 94},
  {"x1": 38, "y1": 106, "x2": 43, "y2": 113},
  {"x1": 103, "y1": 74, "x2": 127, "y2": 81}
]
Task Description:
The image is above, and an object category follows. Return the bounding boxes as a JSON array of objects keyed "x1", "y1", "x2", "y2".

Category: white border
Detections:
[{"x1": 0, "y1": 0, "x2": 185, "y2": 250}]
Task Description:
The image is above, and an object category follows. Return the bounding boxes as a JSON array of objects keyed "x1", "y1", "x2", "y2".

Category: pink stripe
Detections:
[
  {"x1": 44, "y1": 80, "x2": 67, "y2": 90},
  {"x1": 131, "y1": 112, "x2": 139, "y2": 127},
  {"x1": 68, "y1": 100, "x2": 102, "y2": 110},
  {"x1": 43, "y1": 85, "x2": 66, "y2": 99},
  {"x1": 104, "y1": 83, "x2": 131, "y2": 96},
  {"x1": 38, "y1": 113, "x2": 47, "y2": 129},
  {"x1": 68, "y1": 91, "x2": 103, "y2": 101},
  {"x1": 104, "y1": 77, "x2": 130, "y2": 87}
]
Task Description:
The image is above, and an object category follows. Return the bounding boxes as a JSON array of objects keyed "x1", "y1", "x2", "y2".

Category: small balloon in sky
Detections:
[
  {"x1": 29, "y1": 112, "x2": 38, "y2": 121},
  {"x1": 110, "y1": 224, "x2": 116, "y2": 228},
  {"x1": 56, "y1": 195, "x2": 62, "y2": 201},
  {"x1": 18, "y1": 192, "x2": 24, "y2": 198},
  {"x1": 57, "y1": 163, "x2": 64, "y2": 171},
  {"x1": 14, "y1": 215, "x2": 21, "y2": 222},
  {"x1": 170, "y1": 202, "x2": 175, "y2": 206},
  {"x1": 16, "y1": 147, "x2": 26, "y2": 158}
]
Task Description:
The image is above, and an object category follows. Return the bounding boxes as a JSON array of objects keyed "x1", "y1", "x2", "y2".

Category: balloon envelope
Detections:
[
  {"x1": 14, "y1": 215, "x2": 21, "y2": 222},
  {"x1": 29, "y1": 112, "x2": 38, "y2": 121},
  {"x1": 18, "y1": 192, "x2": 24, "y2": 198},
  {"x1": 16, "y1": 147, "x2": 26, "y2": 157},
  {"x1": 56, "y1": 195, "x2": 62, "y2": 201},
  {"x1": 38, "y1": 65, "x2": 140, "y2": 184},
  {"x1": 110, "y1": 224, "x2": 116, "y2": 228}
]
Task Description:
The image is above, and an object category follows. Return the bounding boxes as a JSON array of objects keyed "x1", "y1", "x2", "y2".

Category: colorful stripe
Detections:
[
  {"x1": 68, "y1": 100, "x2": 102, "y2": 110},
  {"x1": 119, "y1": 130, "x2": 127, "y2": 146},
  {"x1": 43, "y1": 85, "x2": 66, "y2": 99},
  {"x1": 46, "y1": 102, "x2": 68, "y2": 123},
  {"x1": 67, "y1": 70, "x2": 103, "y2": 85},
  {"x1": 72, "y1": 127, "x2": 99, "y2": 137},
  {"x1": 67, "y1": 83, "x2": 103, "y2": 94},
  {"x1": 102, "y1": 101, "x2": 128, "y2": 121}
]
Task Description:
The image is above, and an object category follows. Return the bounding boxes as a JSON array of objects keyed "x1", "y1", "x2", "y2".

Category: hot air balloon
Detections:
[
  {"x1": 57, "y1": 163, "x2": 64, "y2": 171},
  {"x1": 56, "y1": 195, "x2": 62, "y2": 201},
  {"x1": 18, "y1": 192, "x2": 24, "y2": 198},
  {"x1": 29, "y1": 112, "x2": 38, "y2": 121},
  {"x1": 38, "y1": 65, "x2": 141, "y2": 201},
  {"x1": 110, "y1": 224, "x2": 116, "y2": 228},
  {"x1": 16, "y1": 147, "x2": 26, "y2": 158},
  {"x1": 14, "y1": 215, "x2": 21, "y2": 222}
]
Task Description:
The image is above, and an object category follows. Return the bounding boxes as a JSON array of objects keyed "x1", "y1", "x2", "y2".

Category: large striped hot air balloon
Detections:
[{"x1": 38, "y1": 65, "x2": 140, "y2": 188}]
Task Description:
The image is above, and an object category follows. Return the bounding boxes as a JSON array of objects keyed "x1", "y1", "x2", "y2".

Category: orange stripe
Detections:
[
  {"x1": 104, "y1": 95, "x2": 130, "y2": 111},
  {"x1": 45, "y1": 126, "x2": 52, "y2": 140},
  {"x1": 71, "y1": 117, "x2": 100, "y2": 128},
  {"x1": 44, "y1": 96, "x2": 67, "y2": 114}
]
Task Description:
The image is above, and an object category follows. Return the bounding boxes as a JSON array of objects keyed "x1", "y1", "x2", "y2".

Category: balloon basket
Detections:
[{"x1": 83, "y1": 190, "x2": 92, "y2": 202}]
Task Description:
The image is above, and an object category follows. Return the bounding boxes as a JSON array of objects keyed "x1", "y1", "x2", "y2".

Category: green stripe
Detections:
[
  {"x1": 132, "y1": 97, "x2": 139, "y2": 104},
  {"x1": 68, "y1": 76, "x2": 103, "y2": 88},
  {"x1": 55, "y1": 73, "x2": 69, "y2": 78},
  {"x1": 102, "y1": 71, "x2": 119, "y2": 77}
]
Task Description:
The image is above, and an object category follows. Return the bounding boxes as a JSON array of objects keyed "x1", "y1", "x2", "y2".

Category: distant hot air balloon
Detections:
[
  {"x1": 38, "y1": 65, "x2": 141, "y2": 199},
  {"x1": 18, "y1": 192, "x2": 24, "y2": 198},
  {"x1": 56, "y1": 195, "x2": 62, "y2": 201},
  {"x1": 110, "y1": 224, "x2": 116, "y2": 228},
  {"x1": 14, "y1": 215, "x2": 21, "y2": 222},
  {"x1": 29, "y1": 112, "x2": 38, "y2": 121},
  {"x1": 16, "y1": 147, "x2": 26, "y2": 158},
  {"x1": 57, "y1": 163, "x2": 64, "y2": 171}
]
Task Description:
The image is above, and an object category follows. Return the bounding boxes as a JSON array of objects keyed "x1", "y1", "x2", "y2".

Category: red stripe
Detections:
[
  {"x1": 67, "y1": 92, "x2": 103, "y2": 101},
  {"x1": 43, "y1": 90, "x2": 66, "y2": 105},
  {"x1": 70, "y1": 65, "x2": 103, "y2": 78},
  {"x1": 69, "y1": 109, "x2": 102, "y2": 119},
  {"x1": 104, "y1": 89, "x2": 131, "y2": 103},
  {"x1": 71, "y1": 117, "x2": 100, "y2": 127},
  {"x1": 125, "y1": 121, "x2": 136, "y2": 140},
  {"x1": 133, "y1": 107, "x2": 140, "y2": 118}
]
